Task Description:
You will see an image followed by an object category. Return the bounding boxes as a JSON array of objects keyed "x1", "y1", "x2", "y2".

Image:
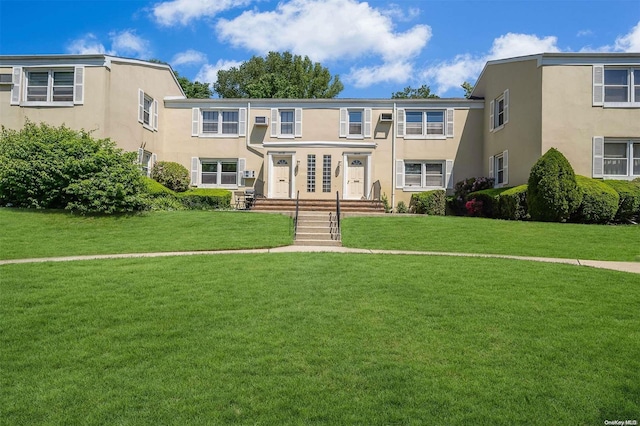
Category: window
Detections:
[
  {"x1": 397, "y1": 108, "x2": 453, "y2": 138},
  {"x1": 307, "y1": 155, "x2": 316, "y2": 192},
  {"x1": 594, "y1": 66, "x2": 640, "y2": 106},
  {"x1": 12, "y1": 67, "x2": 83, "y2": 105},
  {"x1": 340, "y1": 108, "x2": 371, "y2": 138},
  {"x1": 404, "y1": 162, "x2": 444, "y2": 188},
  {"x1": 323, "y1": 155, "x2": 331, "y2": 192},
  {"x1": 490, "y1": 90, "x2": 509, "y2": 131},
  {"x1": 138, "y1": 89, "x2": 158, "y2": 131},
  {"x1": 270, "y1": 108, "x2": 302, "y2": 138},
  {"x1": 195, "y1": 109, "x2": 244, "y2": 136},
  {"x1": 138, "y1": 150, "x2": 154, "y2": 176},
  {"x1": 603, "y1": 140, "x2": 640, "y2": 177},
  {"x1": 280, "y1": 110, "x2": 294, "y2": 135},
  {"x1": 143, "y1": 95, "x2": 153, "y2": 126},
  {"x1": 489, "y1": 151, "x2": 509, "y2": 187},
  {"x1": 201, "y1": 160, "x2": 238, "y2": 186}
]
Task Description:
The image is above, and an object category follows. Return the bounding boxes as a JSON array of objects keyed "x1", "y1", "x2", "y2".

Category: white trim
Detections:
[
  {"x1": 502, "y1": 150, "x2": 508, "y2": 185},
  {"x1": 263, "y1": 140, "x2": 377, "y2": 148},
  {"x1": 138, "y1": 89, "x2": 145, "y2": 123},
  {"x1": 191, "y1": 108, "x2": 200, "y2": 136},
  {"x1": 10, "y1": 67, "x2": 22, "y2": 105},
  {"x1": 489, "y1": 155, "x2": 495, "y2": 179},
  {"x1": 396, "y1": 159, "x2": 404, "y2": 189},
  {"x1": 270, "y1": 108, "x2": 279, "y2": 138},
  {"x1": 446, "y1": 108, "x2": 454, "y2": 138},
  {"x1": 191, "y1": 157, "x2": 199, "y2": 185},
  {"x1": 592, "y1": 136, "x2": 604, "y2": 178},
  {"x1": 73, "y1": 66, "x2": 84, "y2": 105},
  {"x1": 593, "y1": 65, "x2": 604, "y2": 106},
  {"x1": 503, "y1": 89, "x2": 509, "y2": 124},
  {"x1": 489, "y1": 100, "x2": 495, "y2": 132},
  {"x1": 294, "y1": 108, "x2": 302, "y2": 137},
  {"x1": 238, "y1": 107, "x2": 247, "y2": 137},
  {"x1": 445, "y1": 159, "x2": 454, "y2": 189},
  {"x1": 363, "y1": 108, "x2": 372, "y2": 138},
  {"x1": 339, "y1": 108, "x2": 348, "y2": 137},
  {"x1": 152, "y1": 99, "x2": 159, "y2": 131}
]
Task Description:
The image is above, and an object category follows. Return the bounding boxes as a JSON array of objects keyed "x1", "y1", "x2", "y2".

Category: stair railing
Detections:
[
  {"x1": 293, "y1": 190, "x2": 300, "y2": 238},
  {"x1": 330, "y1": 191, "x2": 341, "y2": 241}
]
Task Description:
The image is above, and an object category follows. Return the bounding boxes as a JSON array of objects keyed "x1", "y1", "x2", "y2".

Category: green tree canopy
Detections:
[
  {"x1": 174, "y1": 72, "x2": 212, "y2": 99},
  {"x1": 391, "y1": 85, "x2": 439, "y2": 99},
  {"x1": 461, "y1": 81, "x2": 474, "y2": 98},
  {"x1": 214, "y1": 51, "x2": 344, "y2": 98}
]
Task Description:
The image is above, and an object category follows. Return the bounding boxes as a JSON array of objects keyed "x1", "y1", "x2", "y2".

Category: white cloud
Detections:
[
  {"x1": 577, "y1": 29, "x2": 593, "y2": 37},
  {"x1": 195, "y1": 59, "x2": 243, "y2": 86},
  {"x1": 614, "y1": 20, "x2": 640, "y2": 52},
  {"x1": 422, "y1": 33, "x2": 561, "y2": 94},
  {"x1": 152, "y1": 0, "x2": 251, "y2": 26},
  {"x1": 109, "y1": 30, "x2": 151, "y2": 58},
  {"x1": 346, "y1": 61, "x2": 414, "y2": 88},
  {"x1": 66, "y1": 33, "x2": 109, "y2": 55},
  {"x1": 171, "y1": 49, "x2": 208, "y2": 67}
]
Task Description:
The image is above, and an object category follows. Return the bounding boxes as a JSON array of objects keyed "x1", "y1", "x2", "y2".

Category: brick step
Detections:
[{"x1": 293, "y1": 239, "x2": 342, "y2": 247}]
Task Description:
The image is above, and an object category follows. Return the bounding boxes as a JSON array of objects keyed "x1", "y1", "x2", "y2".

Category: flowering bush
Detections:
[
  {"x1": 465, "y1": 199, "x2": 484, "y2": 216},
  {"x1": 452, "y1": 176, "x2": 494, "y2": 215}
]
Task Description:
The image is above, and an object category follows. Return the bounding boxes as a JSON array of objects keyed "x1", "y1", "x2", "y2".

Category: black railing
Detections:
[
  {"x1": 293, "y1": 190, "x2": 300, "y2": 238},
  {"x1": 330, "y1": 191, "x2": 341, "y2": 241}
]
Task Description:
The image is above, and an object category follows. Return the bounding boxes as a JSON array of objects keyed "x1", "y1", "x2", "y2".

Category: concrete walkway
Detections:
[{"x1": 1, "y1": 245, "x2": 639, "y2": 274}]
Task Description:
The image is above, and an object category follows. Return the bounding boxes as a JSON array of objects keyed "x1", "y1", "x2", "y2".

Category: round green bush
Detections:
[
  {"x1": 527, "y1": 148, "x2": 582, "y2": 222},
  {"x1": 497, "y1": 184, "x2": 529, "y2": 220},
  {"x1": 602, "y1": 180, "x2": 640, "y2": 222},
  {"x1": 142, "y1": 176, "x2": 176, "y2": 198},
  {"x1": 150, "y1": 161, "x2": 190, "y2": 192},
  {"x1": 571, "y1": 176, "x2": 619, "y2": 224}
]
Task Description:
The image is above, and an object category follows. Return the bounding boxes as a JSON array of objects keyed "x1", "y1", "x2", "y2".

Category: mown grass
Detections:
[
  {"x1": 342, "y1": 215, "x2": 640, "y2": 261},
  {"x1": 0, "y1": 209, "x2": 292, "y2": 259},
  {"x1": 1, "y1": 254, "x2": 638, "y2": 424}
]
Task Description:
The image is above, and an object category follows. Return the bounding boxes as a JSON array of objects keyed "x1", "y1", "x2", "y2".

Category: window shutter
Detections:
[
  {"x1": 363, "y1": 108, "x2": 372, "y2": 138},
  {"x1": 502, "y1": 150, "x2": 508, "y2": 185},
  {"x1": 396, "y1": 159, "x2": 404, "y2": 188},
  {"x1": 138, "y1": 89, "x2": 144, "y2": 123},
  {"x1": 503, "y1": 90, "x2": 509, "y2": 124},
  {"x1": 489, "y1": 156, "x2": 495, "y2": 179},
  {"x1": 446, "y1": 108, "x2": 454, "y2": 137},
  {"x1": 271, "y1": 108, "x2": 279, "y2": 137},
  {"x1": 73, "y1": 66, "x2": 84, "y2": 105},
  {"x1": 489, "y1": 100, "x2": 495, "y2": 131},
  {"x1": 238, "y1": 108, "x2": 247, "y2": 137},
  {"x1": 10, "y1": 67, "x2": 21, "y2": 105},
  {"x1": 152, "y1": 99, "x2": 159, "y2": 131},
  {"x1": 238, "y1": 158, "x2": 246, "y2": 187},
  {"x1": 137, "y1": 148, "x2": 144, "y2": 164},
  {"x1": 592, "y1": 136, "x2": 604, "y2": 178},
  {"x1": 445, "y1": 160, "x2": 454, "y2": 189},
  {"x1": 593, "y1": 65, "x2": 604, "y2": 106},
  {"x1": 396, "y1": 108, "x2": 405, "y2": 137},
  {"x1": 151, "y1": 153, "x2": 157, "y2": 168},
  {"x1": 294, "y1": 108, "x2": 302, "y2": 137},
  {"x1": 339, "y1": 108, "x2": 347, "y2": 137},
  {"x1": 191, "y1": 108, "x2": 200, "y2": 136},
  {"x1": 191, "y1": 157, "x2": 199, "y2": 185}
]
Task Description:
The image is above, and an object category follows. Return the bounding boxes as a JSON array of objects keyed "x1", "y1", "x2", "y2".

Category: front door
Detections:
[
  {"x1": 346, "y1": 157, "x2": 366, "y2": 199},
  {"x1": 272, "y1": 156, "x2": 291, "y2": 198}
]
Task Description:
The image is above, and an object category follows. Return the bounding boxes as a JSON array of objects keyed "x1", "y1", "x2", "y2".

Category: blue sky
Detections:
[{"x1": 1, "y1": 0, "x2": 639, "y2": 98}]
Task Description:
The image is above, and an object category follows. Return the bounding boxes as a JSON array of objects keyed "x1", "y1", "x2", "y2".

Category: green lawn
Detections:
[
  {"x1": 0, "y1": 209, "x2": 292, "y2": 259},
  {"x1": 2, "y1": 254, "x2": 638, "y2": 424},
  {"x1": 342, "y1": 215, "x2": 640, "y2": 262}
]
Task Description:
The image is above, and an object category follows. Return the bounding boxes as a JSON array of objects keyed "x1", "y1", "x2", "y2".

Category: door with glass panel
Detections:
[
  {"x1": 272, "y1": 156, "x2": 291, "y2": 198},
  {"x1": 346, "y1": 157, "x2": 366, "y2": 199}
]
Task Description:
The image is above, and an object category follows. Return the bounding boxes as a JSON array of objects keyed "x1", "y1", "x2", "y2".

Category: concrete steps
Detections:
[
  {"x1": 294, "y1": 212, "x2": 341, "y2": 247},
  {"x1": 252, "y1": 198, "x2": 384, "y2": 213}
]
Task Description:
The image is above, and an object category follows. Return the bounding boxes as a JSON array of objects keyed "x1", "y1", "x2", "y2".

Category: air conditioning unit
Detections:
[
  {"x1": 380, "y1": 113, "x2": 393, "y2": 122},
  {"x1": 254, "y1": 116, "x2": 269, "y2": 126},
  {"x1": 243, "y1": 170, "x2": 256, "y2": 178}
]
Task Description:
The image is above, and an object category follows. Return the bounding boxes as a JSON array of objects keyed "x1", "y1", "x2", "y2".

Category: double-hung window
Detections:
[
  {"x1": 339, "y1": 108, "x2": 371, "y2": 138},
  {"x1": 489, "y1": 151, "x2": 509, "y2": 187},
  {"x1": 402, "y1": 161, "x2": 446, "y2": 188},
  {"x1": 11, "y1": 67, "x2": 84, "y2": 106},
  {"x1": 193, "y1": 108, "x2": 246, "y2": 137},
  {"x1": 270, "y1": 108, "x2": 302, "y2": 138},
  {"x1": 490, "y1": 90, "x2": 509, "y2": 131},
  {"x1": 397, "y1": 108, "x2": 454, "y2": 139},
  {"x1": 280, "y1": 110, "x2": 294, "y2": 136},
  {"x1": 600, "y1": 139, "x2": 640, "y2": 177},
  {"x1": 594, "y1": 66, "x2": 640, "y2": 106},
  {"x1": 201, "y1": 160, "x2": 238, "y2": 186},
  {"x1": 138, "y1": 89, "x2": 158, "y2": 131}
]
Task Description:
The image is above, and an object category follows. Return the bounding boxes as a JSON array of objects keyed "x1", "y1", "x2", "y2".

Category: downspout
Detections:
[
  {"x1": 246, "y1": 101, "x2": 251, "y2": 150},
  {"x1": 391, "y1": 102, "x2": 397, "y2": 212}
]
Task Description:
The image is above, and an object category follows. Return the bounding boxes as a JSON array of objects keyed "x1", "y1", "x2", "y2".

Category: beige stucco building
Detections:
[{"x1": 1, "y1": 53, "x2": 638, "y2": 208}]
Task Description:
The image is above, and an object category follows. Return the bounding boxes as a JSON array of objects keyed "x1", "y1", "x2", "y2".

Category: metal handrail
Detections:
[
  {"x1": 330, "y1": 191, "x2": 341, "y2": 241},
  {"x1": 293, "y1": 190, "x2": 300, "y2": 238}
]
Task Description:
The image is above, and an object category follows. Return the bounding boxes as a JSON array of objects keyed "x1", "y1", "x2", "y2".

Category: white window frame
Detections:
[
  {"x1": 396, "y1": 108, "x2": 454, "y2": 139},
  {"x1": 594, "y1": 66, "x2": 640, "y2": 108},
  {"x1": 307, "y1": 154, "x2": 316, "y2": 192},
  {"x1": 598, "y1": 138, "x2": 640, "y2": 179},
  {"x1": 270, "y1": 108, "x2": 302, "y2": 138},
  {"x1": 339, "y1": 108, "x2": 372, "y2": 139},
  {"x1": 193, "y1": 158, "x2": 244, "y2": 189},
  {"x1": 397, "y1": 160, "x2": 454, "y2": 190},
  {"x1": 13, "y1": 66, "x2": 84, "y2": 107},
  {"x1": 137, "y1": 149, "x2": 156, "y2": 177},
  {"x1": 490, "y1": 90, "x2": 509, "y2": 132},
  {"x1": 489, "y1": 150, "x2": 509, "y2": 187},
  {"x1": 138, "y1": 89, "x2": 158, "y2": 131},
  {"x1": 193, "y1": 108, "x2": 246, "y2": 137}
]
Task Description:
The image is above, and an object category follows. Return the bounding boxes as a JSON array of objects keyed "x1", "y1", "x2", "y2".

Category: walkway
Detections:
[{"x1": 1, "y1": 246, "x2": 639, "y2": 274}]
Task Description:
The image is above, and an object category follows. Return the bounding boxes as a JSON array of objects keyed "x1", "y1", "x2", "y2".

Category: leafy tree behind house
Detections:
[
  {"x1": 174, "y1": 71, "x2": 212, "y2": 99},
  {"x1": 214, "y1": 51, "x2": 344, "y2": 98},
  {"x1": 391, "y1": 85, "x2": 439, "y2": 99},
  {"x1": 461, "y1": 81, "x2": 474, "y2": 98}
]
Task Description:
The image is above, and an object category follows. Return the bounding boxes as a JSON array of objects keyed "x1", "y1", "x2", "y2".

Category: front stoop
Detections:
[{"x1": 294, "y1": 212, "x2": 341, "y2": 247}]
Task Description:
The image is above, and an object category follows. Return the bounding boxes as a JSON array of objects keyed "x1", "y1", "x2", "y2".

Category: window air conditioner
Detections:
[
  {"x1": 380, "y1": 113, "x2": 393, "y2": 122},
  {"x1": 254, "y1": 116, "x2": 269, "y2": 126}
]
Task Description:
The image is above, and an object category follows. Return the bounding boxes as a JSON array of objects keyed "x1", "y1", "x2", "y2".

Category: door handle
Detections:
[{"x1": 279, "y1": 179, "x2": 285, "y2": 182}]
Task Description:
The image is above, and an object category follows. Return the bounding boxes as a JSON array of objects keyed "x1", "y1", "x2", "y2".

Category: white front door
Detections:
[
  {"x1": 272, "y1": 156, "x2": 291, "y2": 198},
  {"x1": 346, "y1": 157, "x2": 366, "y2": 199}
]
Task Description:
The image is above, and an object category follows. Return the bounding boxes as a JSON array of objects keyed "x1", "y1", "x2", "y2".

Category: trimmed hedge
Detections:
[
  {"x1": 142, "y1": 177, "x2": 176, "y2": 198},
  {"x1": 528, "y1": 148, "x2": 582, "y2": 222},
  {"x1": 602, "y1": 180, "x2": 640, "y2": 222},
  {"x1": 571, "y1": 176, "x2": 619, "y2": 224},
  {"x1": 409, "y1": 190, "x2": 446, "y2": 215},
  {"x1": 497, "y1": 185, "x2": 529, "y2": 220},
  {"x1": 150, "y1": 161, "x2": 190, "y2": 192},
  {"x1": 452, "y1": 176, "x2": 494, "y2": 215},
  {"x1": 466, "y1": 187, "x2": 510, "y2": 218},
  {"x1": 177, "y1": 188, "x2": 232, "y2": 210}
]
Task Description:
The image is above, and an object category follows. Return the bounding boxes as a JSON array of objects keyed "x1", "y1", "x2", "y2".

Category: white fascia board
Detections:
[
  {"x1": 263, "y1": 141, "x2": 377, "y2": 149},
  {"x1": 0, "y1": 55, "x2": 107, "y2": 68}
]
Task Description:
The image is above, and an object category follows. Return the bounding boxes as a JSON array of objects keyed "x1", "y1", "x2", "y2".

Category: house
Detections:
[{"x1": 1, "y1": 53, "x2": 638, "y2": 209}]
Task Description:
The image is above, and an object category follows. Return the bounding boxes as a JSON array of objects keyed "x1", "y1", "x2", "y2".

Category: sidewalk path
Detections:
[{"x1": 1, "y1": 246, "x2": 639, "y2": 274}]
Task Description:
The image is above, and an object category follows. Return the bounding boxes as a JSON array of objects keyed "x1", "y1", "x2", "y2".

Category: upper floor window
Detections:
[
  {"x1": 138, "y1": 89, "x2": 158, "y2": 131},
  {"x1": 340, "y1": 108, "x2": 371, "y2": 138},
  {"x1": 10, "y1": 66, "x2": 84, "y2": 106},
  {"x1": 397, "y1": 108, "x2": 454, "y2": 139},
  {"x1": 192, "y1": 108, "x2": 246, "y2": 137},
  {"x1": 270, "y1": 108, "x2": 302, "y2": 138},
  {"x1": 593, "y1": 66, "x2": 640, "y2": 107},
  {"x1": 490, "y1": 90, "x2": 509, "y2": 132}
]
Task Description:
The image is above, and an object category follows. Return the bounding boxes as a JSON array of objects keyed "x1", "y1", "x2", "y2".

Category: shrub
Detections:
[
  {"x1": 452, "y1": 177, "x2": 494, "y2": 215},
  {"x1": 570, "y1": 176, "x2": 619, "y2": 224},
  {"x1": 602, "y1": 180, "x2": 640, "y2": 222},
  {"x1": 498, "y1": 184, "x2": 529, "y2": 220},
  {"x1": 148, "y1": 195, "x2": 185, "y2": 211},
  {"x1": 465, "y1": 199, "x2": 483, "y2": 216},
  {"x1": 0, "y1": 121, "x2": 146, "y2": 214},
  {"x1": 142, "y1": 176, "x2": 176, "y2": 198},
  {"x1": 396, "y1": 201, "x2": 408, "y2": 213},
  {"x1": 466, "y1": 187, "x2": 510, "y2": 218},
  {"x1": 527, "y1": 148, "x2": 582, "y2": 222},
  {"x1": 150, "y1": 161, "x2": 190, "y2": 192},
  {"x1": 409, "y1": 190, "x2": 446, "y2": 215},
  {"x1": 381, "y1": 193, "x2": 391, "y2": 213},
  {"x1": 177, "y1": 188, "x2": 232, "y2": 210}
]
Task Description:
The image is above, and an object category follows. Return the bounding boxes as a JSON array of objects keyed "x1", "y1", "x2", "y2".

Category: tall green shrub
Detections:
[
  {"x1": 497, "y1": 184, "x2": 529, "y2": 220},
  {"x1": 571, "y1": 176, "x2": 619, "y2": 224},
  {"x1": 527, "y1": 148, "x2": 582, "y2": 222},
  {"x1": 409, "y1": 190, "x2": 446, "y2": 215},
  {"x1": 0, "y1": 122, "x2": 146, "y2": 213},
  {"x1": 602, "y1": 180, "x2": 640, "y2": 222},
  {"x1": 150, "y1": 161, "x2": 190, "y2": 192}
]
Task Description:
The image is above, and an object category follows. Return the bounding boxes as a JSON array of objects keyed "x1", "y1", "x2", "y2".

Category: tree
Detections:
[
  {"x1": 391, "y1": 85, "x2": 439, "y2": 99},
  {"x1": 214, "y1": 51, "x2": 343, "y2": 98},
  {"x1": 461, "y1": 81, "x2": 474, "y2": 98},
  {"x1": 174, "y1": 72, "x2": 212, "y2": 99}
]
